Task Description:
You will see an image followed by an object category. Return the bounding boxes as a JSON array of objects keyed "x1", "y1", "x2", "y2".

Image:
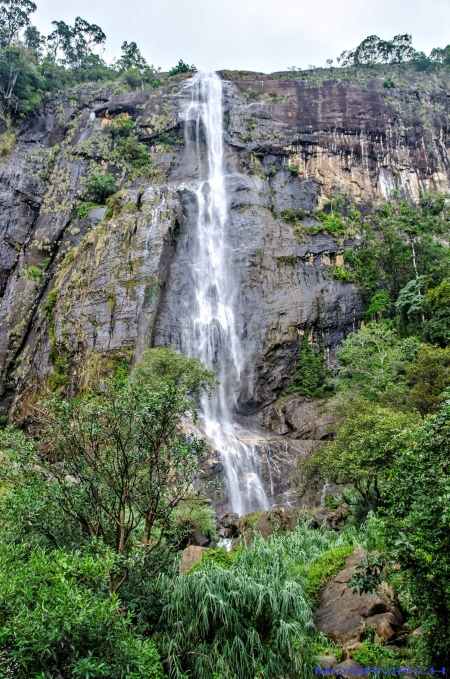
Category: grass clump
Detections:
[
  {"x1": 188, "y1": 547, "x2": 237, "y2": 573},
  {"x1": 0, "y1": 128, "x2": 15, "y2": 159},
  {"x1": 157, "y1": 524, "x2": 357, "y2": 679},
  {"x1": 20, "y1": 258, "x2": 50, "y2": 283},
  {"x1": 330, "y1": 265, "x2": 355, "y2": 283},
  {"x1": 76, "y1": 201, "x2": 102, "y2": 218},
  {"x1": 305, "y1": 545, "x2": 354, "y2": 604}
]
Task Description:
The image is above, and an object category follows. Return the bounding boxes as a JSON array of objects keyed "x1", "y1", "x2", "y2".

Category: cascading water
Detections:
[{"x1": 181, "y1": 72, "x2": 270, "y2": 516}]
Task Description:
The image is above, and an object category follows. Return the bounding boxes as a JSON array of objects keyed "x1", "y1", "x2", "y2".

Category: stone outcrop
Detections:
[
  {"x1": 180, "y1": 545, "x2": 206, "y2": 575},
  {"x1": 256, "y1": 393, "x2": 335, "y2": 440},
  {"x1": 228, "y1": 506, "x2": 298, "y2": 540},
  {"x1": 2, "y1": 67, "x2": 450, "y2": 507},
  {"x1": 315, "y1": 547, "x2": 403, "y2": 646}
]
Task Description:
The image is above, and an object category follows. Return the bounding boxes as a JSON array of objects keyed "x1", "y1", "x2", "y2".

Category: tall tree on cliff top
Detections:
[
  {"x1": 338, "y1": 34, "x2": 416, "y2": 67},
  {"x1": 0, "y1": 0, "x2": 36, "y2": 47},
  {"x1": 47, "y1": 16, "x2": 106, "y2": 69}
]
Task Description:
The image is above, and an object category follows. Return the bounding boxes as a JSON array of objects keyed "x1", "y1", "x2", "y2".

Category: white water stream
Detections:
[{"x1": 181, "y1": 72, "x2": 270, "y2": 516}]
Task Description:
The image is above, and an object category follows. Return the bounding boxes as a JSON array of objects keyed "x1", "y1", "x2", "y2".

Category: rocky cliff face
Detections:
[{"x1": 2, "y1": 68, "x2": 450, "y2": 509}]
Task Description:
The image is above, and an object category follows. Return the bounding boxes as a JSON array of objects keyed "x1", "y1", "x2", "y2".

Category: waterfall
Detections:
[{"x1": 181, "y1": 72, "x2": 269, "y2": 516}]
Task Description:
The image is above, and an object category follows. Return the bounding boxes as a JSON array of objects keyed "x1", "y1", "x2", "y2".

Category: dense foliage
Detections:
[
  {"x1": 0, "y1": 346, "x2": 361, "y2": 677},
  {"x1": 335, "y1": 33, "x2": 450, "y2": 72},
  {"x1": 297, "y1": 194, "x2": 450, "y2": 664},
  {"x1": 0, "y1": 0, "x2": 196, "y2": 122}
]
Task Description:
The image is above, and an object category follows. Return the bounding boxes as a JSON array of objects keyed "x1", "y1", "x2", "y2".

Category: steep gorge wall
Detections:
[{"x1": 1, "y1": 67, "x2": 450, "y2": 505}]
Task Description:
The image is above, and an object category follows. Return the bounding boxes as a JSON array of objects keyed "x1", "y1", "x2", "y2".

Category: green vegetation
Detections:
[
  {"x1": 188, "y1": 546, "x2": 238, "y2": 573},
  {"x1": 0, "y1": 543, "x2": 163, "y2": 678},
  {"x1": 305, "y1": 545, "x2": 354, "y2": 604},
  {"x1": 0, "y1": 0, "x2": 197, "y2": 123},
  {"x1": 280, "y1": 204, "x2": 361, "y2": 241},
  {"x1": 106, "y1": 113, "x2": 152, "y2": 175},
  {"x1": 83, "y1": 171, "x2": 116, "y2": 203},
  {"x1": 131, "y1": 346, "x2": 217, "y2": 398},
  {"x1": 301, "y1": 399, "x2": 418, "y2": 507},
  {"x1": 285, "y1": 331, "x2": 330, "y2": 398},
  {"x1": 156, "y1": 525, "x2": 357, "y2": 679},
  {"x1": 335, "y1": 33, "x2": 450, "y2": 73},
  {"x1": 20, "y1": 257, "x2": 50, "y2": 283},
  {"x1": 293, "y1": 192, "x2": 450, "y2": 665},
  {"x1": 0, "y1": 127, "x2": 15, "y2": 158},
  {"x1": 76, "y1": 200, "x2": 102, "y2": 217},
  {"x1": 168, "y1": 59, "x2": 196, "y2": 76},
  {"x1": 294, "y1": 201, "x2": 450, "y2": 666},
  {"x1": 0, "y1": 345, "x2": 372, "y2": 678}
]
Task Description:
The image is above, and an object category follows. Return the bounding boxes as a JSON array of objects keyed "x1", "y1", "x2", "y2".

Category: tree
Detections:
[
  {"x1": 423, "y1": 280, "x2": 450, "y2": 347},
  {"x1": 395, "y1": 276, "x2": 427, "y2": 329},
  {"x1": 337, "y1": 321, "x2": 407, "y2": 401},
  {"x1": 117, "y1": 40, "x2": 147, "y2": 71},
  {"x1": 285, "y1": 331, "x2": 328, "y2": 397},
  {"x1": 23, "y1": 24, "x2": 45, "y2": 54},
  {"x1": 429, "y1": 44, "x2": 450, "y2": 66},
  {"x1": 299, "y1": 399, "x2": 418, "y2": 507},
  {"x1": 0, "y1": 0, "x2": 36, "y2": 47},
  {"x1": 0, "y1": 44, "x2": 44, "y2": 118},
  {"x1": 405, "y1": 344, "x2": 450, "y2": 416},
  {"x1": 364, "y1": 290, "x2": 391, "y2": 321},
  {"x1": 83, "y1": 171, "x2": 116, "y2": 203},
  {"x1": 131, "y1": 346, "x2": 217, "y2": 398},
  {"x1": 47, "y1": 16, "x2": 106, "y2": 69},
  {"x1": 0, "y1": 380, "x2": 207, "y2": 592},
  {"x1": 382, "y1": 394, "x2": 450, "y2": 664},
  {"x1": 337, "y1": 34, "x2": 416, "y2": 67}
]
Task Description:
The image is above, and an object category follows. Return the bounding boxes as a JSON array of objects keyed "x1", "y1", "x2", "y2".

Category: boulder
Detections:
[
  {"x1": 180, "y1": 546, "x2": 206, "y2": 575},
  {"x1": 315, "y1": 547, "x2": 403, "y2": 646},
  {"x1": 311, "y1": 503, "x2": 350, "y2": 530},
  {"x1": 231, "y1": 507, "x2": 298, "y2": 540},
  {"x1": 334, "y1": 660, "x2": 365, "y2": 673},
  {"x1": 219, "y1": 512, "x2": 239, "y2": 527},
  {"x1": 341, "y1": 642, "x2": 363, "y2": 660},
  {"x1": 316, "y1": 655, "x2": 338, "y2": 668}
]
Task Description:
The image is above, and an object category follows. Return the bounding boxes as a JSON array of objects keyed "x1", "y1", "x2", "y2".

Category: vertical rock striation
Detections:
[{"x1": 1, "y1": 68, "x2": 450, "y2": 508}]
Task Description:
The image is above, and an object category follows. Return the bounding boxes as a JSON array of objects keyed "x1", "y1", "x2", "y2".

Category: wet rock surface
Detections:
[{"x1": 2, "y1": 69, "x2": 450, "y2": 507}]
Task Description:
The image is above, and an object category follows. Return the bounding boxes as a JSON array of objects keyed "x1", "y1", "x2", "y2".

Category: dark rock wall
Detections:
[{"x1": 1, "y1": 69, "x2": 450, "y2": 502}]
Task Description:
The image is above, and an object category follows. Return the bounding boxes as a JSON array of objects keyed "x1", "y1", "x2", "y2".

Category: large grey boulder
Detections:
[{"x1": 315, "y1": 547, "x2": 403, "y2": 646}]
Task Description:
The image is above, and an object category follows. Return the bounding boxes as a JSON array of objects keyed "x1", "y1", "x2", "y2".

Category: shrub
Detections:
[
  {"x1": 285, "y1": 331, "x2": 329, "y2": 398},
  {"x1": 0, "y1": 379, "x2": 208, "y2": 590},
  {"x1": 188, "y1": 546, "x2": 237, "y2": 573},
  {"x1": 280, "y1": 208, "x2": 309, "y2": 223},
  {"x1": 170, "y1": 499, "x2": 218, "y2": 544},
  {"x1": 83, "y1": 172, "x2": 116, "y2": 204},
  {"x1": 0, "y1": 543, "x2": 163, "y2": 678},
  {"x1": 20, "y1": 258, "x2": 50, "y2": 283},
  {"x1": 107, "y1": 112, "x2": 134, "y2": 138},
  {"x1": 168, "y1": 59, "x2": 196, "y2": 76},
  {"x1": 131, "y1": 347, "x2": 217, "y2": 398},
  {"x1": 330, "y1": 265, "x2": 354, "y2": 283},
  {"x1": 76, "y1": 200, "x2": 102, "y2": 218},
  {"x1": 383, "y1": 77, "x2": 396, "y2": 88},
  {"x1": 0, "y1": 128, "x2": 15, "y2": 158},
  {"x1": 299, "y1": 399, "x2": 418, "y2": 507},
  {"x1": 156, "y1": 524, "x2": 356, "y2": 679}
]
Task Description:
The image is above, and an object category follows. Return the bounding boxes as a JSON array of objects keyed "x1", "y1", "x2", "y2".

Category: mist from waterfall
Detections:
[{"x1": 181, "y1": 72, "x2": 269, "y2": 516}]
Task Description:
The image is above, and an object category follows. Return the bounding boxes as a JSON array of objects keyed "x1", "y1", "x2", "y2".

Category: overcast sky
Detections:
[{"x1": 35, "y1": 0, "x2": 450, "y2": 73}]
